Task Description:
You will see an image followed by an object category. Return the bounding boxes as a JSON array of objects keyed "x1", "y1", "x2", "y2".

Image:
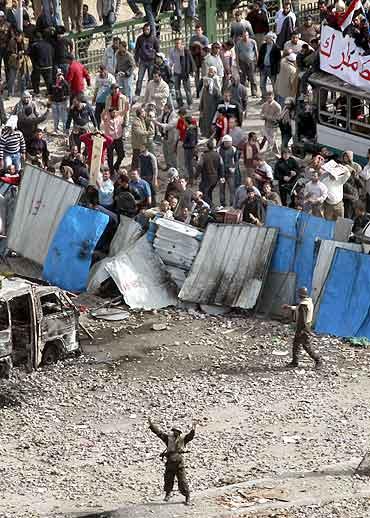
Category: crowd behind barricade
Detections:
[{"x1": 1, "y1": 0, "x2": 370, "y2": 258}]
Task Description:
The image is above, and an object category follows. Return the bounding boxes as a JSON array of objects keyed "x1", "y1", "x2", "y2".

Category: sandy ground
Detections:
[{"x1": 1, "y1": 307, "x2": 370, "y2": 517}]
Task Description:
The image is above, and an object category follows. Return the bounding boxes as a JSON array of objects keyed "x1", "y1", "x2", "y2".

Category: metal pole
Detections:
[
  {"x1": 205, "y1": 0, "x2": 217, "y2": 42},
  {"x1": 18, "y1": 0, "x2": 23, "y2": 32}
]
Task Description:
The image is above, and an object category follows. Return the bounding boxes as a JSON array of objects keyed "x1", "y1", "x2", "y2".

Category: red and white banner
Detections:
[
  {"x1": 338, "y1": 0, "x2": 365, "y2": 31},
  {"x1": 320, "y1": 25, "x2": 370, "y2": 91}
]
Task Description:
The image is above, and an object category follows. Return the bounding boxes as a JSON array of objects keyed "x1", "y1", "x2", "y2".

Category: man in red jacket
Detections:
[{"x1": 65, "y1": 53, "x2": 91, "y2": 102}]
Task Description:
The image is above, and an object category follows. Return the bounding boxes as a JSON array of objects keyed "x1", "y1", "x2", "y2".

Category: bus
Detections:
[{"x1": 309, "y1": 71, "x2": 370, "y2": 165}]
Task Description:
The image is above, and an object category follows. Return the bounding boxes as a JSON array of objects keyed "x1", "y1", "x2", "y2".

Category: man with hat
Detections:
[
  {"x1": 13, "y1": 90, "x2": 40, "y2": 118},
  {"x1": 217, "y1": 133, "x2": 240, "y2": 206},
  {"x1": 148, "y1": 417, "x2": 197, "y2": 505},
  {"x1": 282, "y1": 287, "x2": 323, "y2": 369},
  {"x1": 0, "y1": 115, "x2": 26, "y2": 171}
]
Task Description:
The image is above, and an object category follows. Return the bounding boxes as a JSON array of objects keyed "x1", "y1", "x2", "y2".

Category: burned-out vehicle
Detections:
[{"x1": 0, "y1": 277, "x2": 81, "y2": 378}]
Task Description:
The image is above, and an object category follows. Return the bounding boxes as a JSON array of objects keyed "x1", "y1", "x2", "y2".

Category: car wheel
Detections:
[{"x1": 42, "y1": 344, "x2": 59, "y2": 366}]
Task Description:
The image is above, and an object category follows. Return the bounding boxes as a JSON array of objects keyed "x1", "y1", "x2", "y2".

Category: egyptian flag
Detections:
[{"x1": 338, "y1": 0, "x2": 365, "y2": 31}]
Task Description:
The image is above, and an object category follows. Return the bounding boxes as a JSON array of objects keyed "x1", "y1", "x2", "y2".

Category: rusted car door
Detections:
[
  {"x1": 37, "y1": 291, "x2": 79, "y2": 364},
  {"x1": 7, "y1": 291, "x2": 38, "y2": 370},
  {"x1": 0, "y1": 299, "x2": 12, "y2": 376}
]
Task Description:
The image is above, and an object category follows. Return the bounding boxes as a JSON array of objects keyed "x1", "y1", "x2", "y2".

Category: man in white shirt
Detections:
[
  {"x1": 275, "y1": 2, "x2": 296, "y2": 35},
  {"x1": 320, "y1": 167, "x2": 351, "y2": 221},
  {"x1": 283, "y1": 31, "x2": 310, "y2": 54},
  {"x1": 92, "y1": 65, "x2": 116, "y2": 128},
  {"x1": 103, "y1": 36, "x2": 121, "y2": 75},
  {"x1": 202, "y1": 42, "x2": 224, "y2": 90},
  {"x1": 253, "y1": 155, "x2": 273, "y2": 186},
  {"x1": 97, "y1": 169, "x2": 114, "y2": 209},
  {"x1": 303, "y1": 171, "x2": 328, "y2": 217}
]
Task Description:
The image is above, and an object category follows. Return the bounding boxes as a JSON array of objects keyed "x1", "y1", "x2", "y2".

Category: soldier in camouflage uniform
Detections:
[
  {"x1": 282, "y1": 286, "x2": 323, "y2": 369},
  {"x1": 148, "y1": 418, "x2": 197, "y2": 505}
]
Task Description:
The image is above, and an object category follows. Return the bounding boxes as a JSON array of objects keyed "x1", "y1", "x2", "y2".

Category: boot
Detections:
[
  {"x1": 286, "y1": 361, "x2": 298, "y2": 369},
  {"x1": 315, "y1": 359, "x2": 323, "y2": 370},
  {"x1": 164, "y1": 493, "x2": 171, "y2": 502},
  {"x1": 185, "y1": 495, "x2": 190, "y2": 505}
]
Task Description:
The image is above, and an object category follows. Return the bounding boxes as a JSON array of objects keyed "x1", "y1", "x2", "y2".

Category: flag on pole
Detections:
[{"x1": 338, "y1": 0, "x2": 365, "y2": 31}]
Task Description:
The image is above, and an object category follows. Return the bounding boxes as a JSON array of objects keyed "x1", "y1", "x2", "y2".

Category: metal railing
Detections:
[{"x1": 71, "y1": 2, "x2": 320, "y2": 72}]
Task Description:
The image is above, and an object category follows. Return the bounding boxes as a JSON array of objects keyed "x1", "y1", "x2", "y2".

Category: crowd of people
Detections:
[{"x1": 1, "y1": 0, "x2": 370, "y2": 258}]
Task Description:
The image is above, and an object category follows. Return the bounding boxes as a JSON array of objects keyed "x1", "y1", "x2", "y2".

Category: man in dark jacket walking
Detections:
[
  {"x1": 217, "y1": 134, "x2": 240, "y2": 206},
  {"x1": 257, "y1": 32, "x2": 281, "y2": 100},
  {"x1": 134, "y1": 23, "x2": 159, "y2": 97},
  {"x1": 30, "y1": 32, "x2": 54, "y2": 94},
  {"x1": 183, "y1": 116, "x2": 198, "y2": 184},
  {"x1": 196, "y1": 139, "x2": 224, "y2": 205},
  {"x1": 148, "y1": 417, "x2": 197, "y2": 506},
  {"x1": 169, "y1": 38, "x2": 194, "y2": 109}
]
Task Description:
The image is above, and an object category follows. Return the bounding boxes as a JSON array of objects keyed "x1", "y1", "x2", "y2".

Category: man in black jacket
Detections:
[
  {"x1": 30, "y1": 33, "x2": 54, "y2": 94},
  {"x1": 197, "y1": 139, "x2": 224, "y2": 206},
  {"x1": 241, "y1": 187, "x2": 265, "y2": 224},
  {"x1": 66, "y1": 97, "x2": 97, "y2": 151},
  {"x1": 134, "y1": 23, "x2": 159, "y2": 97},
  {"x1": 257, "y1": 32, "x2": 281, "y2": 100},
  {"x1": 154, "y1": 52, "x2": 174, "y2": 92},
  {"x1": 169, "y1": 38, "x2": 193, "y2": 109},
  {"x1": 213, "y1": 90, "x2": 243, "y2": 129},
  {"x1": 26, "y1": 128, "x2": 49, "y2": 168},
  {"x1": 53, "y1": 26, "x2": 73, "y2": 77}
]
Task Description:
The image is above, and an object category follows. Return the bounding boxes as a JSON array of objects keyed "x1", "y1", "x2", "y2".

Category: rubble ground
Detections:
[{"x1": 1, "y1": 308, "x2": 370, "y2": 517}]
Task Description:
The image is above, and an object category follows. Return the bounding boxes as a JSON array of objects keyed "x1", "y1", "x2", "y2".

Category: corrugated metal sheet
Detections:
[
  {"x1": 179, "y1": 224, "x2": 278, "y2": 309},
  {"x1": 314, "y1": 248, "x2": 370, "y2": 338},
  {"x1": 87, "y1": 216, "x2": 143, "y2": 292},
  {"x1": 8, "y1": 164, "x2": 82, "y2": 265},
  {"x1": 109, "y1": 216, "x2": 143, "y2": 257},
  {"x1": 334, "y1": 217, "x2": 353, "y2": 242},
  {"x1": 43, "y1": 206, "x2": 109, "y2": 293},
  {"x1": 258, "y1": 271, "x2": 296, "y2": 318},
  {"x1": 153, "y1": 218, "x2": 202, "y2": 271},
  {"x1": 312, "y1": 240, "x2": 361, "y2": 318},
  {"x1": 105, "y1": 236, "x2": 178, "y2": 310},
  {"x1": 265, "y1": 206, "x2": 335, "y2": 293}
]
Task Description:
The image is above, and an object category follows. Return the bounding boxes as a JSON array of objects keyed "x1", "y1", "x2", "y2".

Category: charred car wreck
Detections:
[{"x1": 0, "y1": 277, "x2": 81, "y2": 378}]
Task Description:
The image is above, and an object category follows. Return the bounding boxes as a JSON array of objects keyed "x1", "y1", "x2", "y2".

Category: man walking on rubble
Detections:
[
  {"x1": 282, "y1": 287, "x2": 323, "y2": 369},
  {"x1": 148, "y1": 417, "x2": 197, "y2": 505}
]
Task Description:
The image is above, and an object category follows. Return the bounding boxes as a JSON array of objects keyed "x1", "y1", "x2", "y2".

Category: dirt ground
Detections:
[{"x1": 1, "y1": 305, "x2": 370, "y2": 517}]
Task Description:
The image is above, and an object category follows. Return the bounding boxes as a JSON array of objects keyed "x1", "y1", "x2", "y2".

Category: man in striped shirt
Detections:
[{"x1": 0, "y1": 116, "x2": 26, "y2": 171}]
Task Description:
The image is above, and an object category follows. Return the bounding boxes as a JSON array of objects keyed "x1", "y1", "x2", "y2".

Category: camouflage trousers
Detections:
[
  {"x1": 164, "y1": 462, "x2": 190, "y2": 496},
  {"x1": 292, "y1": 333, "x2": 321, "y2": 365}
]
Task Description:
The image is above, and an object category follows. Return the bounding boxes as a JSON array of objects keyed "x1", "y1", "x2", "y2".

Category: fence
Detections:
[{"x1": 71, "y1": 2, "x2": 320, "y2": 72}]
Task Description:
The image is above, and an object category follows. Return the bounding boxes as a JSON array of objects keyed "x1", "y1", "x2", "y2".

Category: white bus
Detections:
[{"x1": 309, "y1": 71, "x2": 370, "y2": 165}]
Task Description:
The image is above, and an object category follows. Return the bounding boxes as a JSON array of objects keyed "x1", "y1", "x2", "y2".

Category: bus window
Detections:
[
  {"x1": 350, "y1": 97, "x2": 370, "y2": 136},
  {"x1": 319, "y1": 88, "x2": 348, "y2": 129}
]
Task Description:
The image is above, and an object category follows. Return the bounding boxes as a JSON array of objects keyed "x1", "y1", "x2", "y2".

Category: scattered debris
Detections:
[
  {"x1": 151, "y1": 323, "x2": 168, "y2": 331},
  {"x1": 91, "y1": 308, "x2": 130, "y2": 321}
]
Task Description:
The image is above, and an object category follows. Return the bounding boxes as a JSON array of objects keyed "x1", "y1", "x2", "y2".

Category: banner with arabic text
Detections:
[{"x1": 320, "y1": 25, "x2": 370, "y2": 91}]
